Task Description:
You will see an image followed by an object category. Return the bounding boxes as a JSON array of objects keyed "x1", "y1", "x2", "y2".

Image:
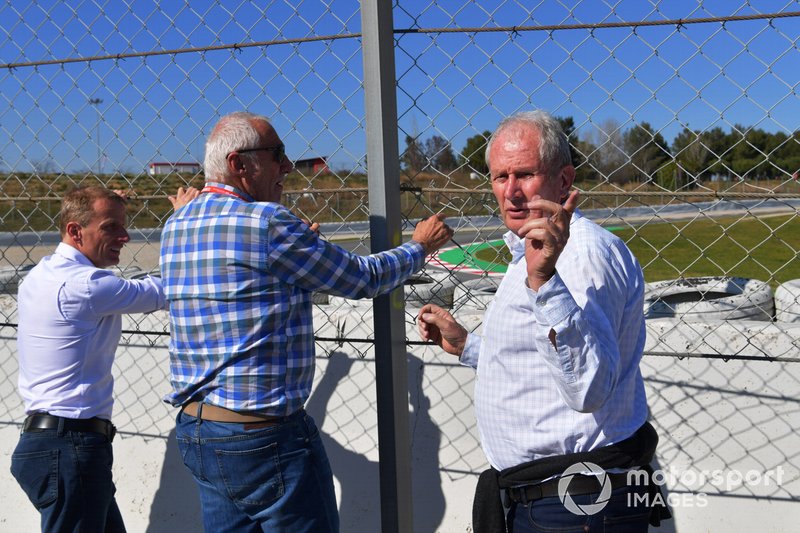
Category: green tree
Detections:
[
  {"x1": 622, "y1": 122, "x2": 670, "y2": 183},
  {"x1": 555, "y1": 116, "x2": 584, "y2": 169},
  {"x1": 698, "y1": 126, "x2": 731, "y2": 178},
  {"x1": 582, "y1": 118, "x2": 627, "y2": 184},
  {"x1": 774, "y1": 131, "x2": 800, "y2": 178},
  {"x1": 424, "y1": 135, "x2": 457, "y2": 172},
  {"x1": 402, "y1": 134, "x2": 426, "y2": 173},
  {"x1": 726, "y1": 124, "x2": 771, "y2": 179},
  {"x1": 672, "y1": 128, "x2": 708, "y2": 187},
  {"x1": 655, "y1": 160, "x2": 678, "y2": 190},
  {"x1": 460, "y1": 130, "x2": 491, "y2": 175}
]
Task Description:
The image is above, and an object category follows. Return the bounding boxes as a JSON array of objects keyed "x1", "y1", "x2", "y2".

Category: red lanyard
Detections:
[{"x1": 201, "y1": 186, "x2": 251, "y2": 202}]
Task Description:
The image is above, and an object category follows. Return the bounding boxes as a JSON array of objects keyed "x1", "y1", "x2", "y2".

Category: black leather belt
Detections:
[
  {"x1": 506, "y1": 472, "x2": 630, "y2": 504},
  {"x1": 22, "y1": 413, "x2": 117, "y2": 442}
]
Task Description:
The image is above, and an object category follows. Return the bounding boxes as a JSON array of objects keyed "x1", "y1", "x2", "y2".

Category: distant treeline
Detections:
[{"x1": 403, "y1": 118, "x2": 800, "y2": 189}]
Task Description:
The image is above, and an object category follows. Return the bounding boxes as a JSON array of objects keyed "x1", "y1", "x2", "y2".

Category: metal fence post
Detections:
[{"x1": 361, "y1": 2, "x2": 414, "y2": 532}]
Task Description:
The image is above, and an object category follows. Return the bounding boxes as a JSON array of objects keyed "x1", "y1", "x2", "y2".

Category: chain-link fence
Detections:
[{"x1": 2, "y1": 1, "x2": 799, "y2": 530}]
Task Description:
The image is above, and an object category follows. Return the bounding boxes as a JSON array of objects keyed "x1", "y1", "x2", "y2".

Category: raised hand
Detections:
[
  {"x1": 168, "y1": 186, "x2": 200, "y2": 210},
  {"x1": 412, "y1": 214, "x2": 454, "y2": 255},
  {"x1": 518, "y1": 189, "x2": 580, "y2": 290}
]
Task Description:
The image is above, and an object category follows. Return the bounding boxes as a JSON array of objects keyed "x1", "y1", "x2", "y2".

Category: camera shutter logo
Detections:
[{"x1": 557, "y1": 462, "x2": 613, "y2": 515}]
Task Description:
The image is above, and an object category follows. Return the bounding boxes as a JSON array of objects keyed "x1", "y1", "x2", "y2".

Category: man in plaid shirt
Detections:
[{"x1": 160, "y1": 111, "x2": 452, "y2": 533}]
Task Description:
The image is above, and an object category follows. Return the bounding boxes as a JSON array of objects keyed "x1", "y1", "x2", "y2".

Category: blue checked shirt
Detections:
[
  {"x1": 460, "y1": 210, "x2": 649, "y2": 470},
  {"x1": 160, "y1": 182, "x2": 425, "y2": 415}
]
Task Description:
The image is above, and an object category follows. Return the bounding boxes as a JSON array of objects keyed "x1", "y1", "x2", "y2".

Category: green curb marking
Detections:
[
  {"x1": 437, "y1": 226, "x2": 624, "y2": 274},
  {"x1": 438, "y1": 240, "x2": 507, "y2": 273}
]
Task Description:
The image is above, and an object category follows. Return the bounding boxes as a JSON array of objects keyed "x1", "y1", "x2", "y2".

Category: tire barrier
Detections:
[
  {"x1": 328, "y1": 271, "x2": 457, "y2": 310},
  {"x1": 644, "y1": 276, "x2": 774, "y2": 321},
  {"x1": 774, "y1": 279, "x2": 800, "y2": 323},
  {"x1": 312, "y1": 291, "x2": 331, "y2": 305},
  {"x1": 403, "y1": 272, "x2": 457, "y2": 309},
  {"x1": 109, "y1": 265, "x2": 143, "y2": 278},
  {"x1": 0, "y1": 293, "x2": 20, "y2": 322},
  {"x1": 0, "y1": 264, "x2": 34, "y2": 294},
  {"x1": 452, "y1": 277, "x2": 501, "y2": 312},
  {"x1": 129, "y1": 267, "x2": 161, "y2": 279}
]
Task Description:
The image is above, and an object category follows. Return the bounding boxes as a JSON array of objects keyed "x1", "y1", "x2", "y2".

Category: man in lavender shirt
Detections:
[{"x1": 11, "y1": 185, "x2": 196, "y2": 532}]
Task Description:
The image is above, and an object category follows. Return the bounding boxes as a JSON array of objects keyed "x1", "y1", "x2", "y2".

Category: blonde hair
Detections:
[{"x1": 59, "y1": 186, "x2": 125, "y2": 236}]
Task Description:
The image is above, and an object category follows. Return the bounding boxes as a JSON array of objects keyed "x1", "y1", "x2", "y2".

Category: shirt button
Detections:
[{"x1": 538, "y1": 298, "x2": 547, "y2": 306}]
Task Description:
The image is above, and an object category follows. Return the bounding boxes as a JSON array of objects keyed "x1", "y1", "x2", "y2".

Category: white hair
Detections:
[
  {"x1": 485, "y1": 110, "x2": 573, "y2": 176},
  {"x1": 203, "y1": 111, "x2": 269, "y2": 180}
]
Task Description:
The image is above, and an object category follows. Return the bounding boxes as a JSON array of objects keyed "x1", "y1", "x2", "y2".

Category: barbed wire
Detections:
[
  {"x1": 396, "y1": 11, "x2": 800, "y2": 34},
  {"x1": 3, "y1": 189, "x2": 800, "y2": 202},
  {"x1": 4, "y1": 11, "x2": 797, "y2": 70}
]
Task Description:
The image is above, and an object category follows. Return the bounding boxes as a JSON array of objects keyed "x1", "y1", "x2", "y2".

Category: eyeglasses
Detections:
[{"x1": 231, "y1": 143, "x2": 286, "y2": 162}]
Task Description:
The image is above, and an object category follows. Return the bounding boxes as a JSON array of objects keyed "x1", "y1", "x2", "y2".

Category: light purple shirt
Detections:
[
  {"x1": 460, "y1": 210, "x2": 649, "y2": 471},
  {"x1": 17, "y1": 242, "x2": 164, "y2": 420}
]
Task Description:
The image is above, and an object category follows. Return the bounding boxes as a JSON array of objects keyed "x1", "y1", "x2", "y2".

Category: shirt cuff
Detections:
[
  {"x1": 459, "y1": 332, "x2": 481, "y2": 369},
  {"x1": 404, "y1": 240, "x2": 427, "y2": 271},
  {"x1": 527, "y1": 270, "x2": 578, "y2": 326}
]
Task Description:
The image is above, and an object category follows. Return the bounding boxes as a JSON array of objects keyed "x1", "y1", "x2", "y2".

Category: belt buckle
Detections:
[{"x1": 22, "y1": 413, "x2": 52, "y2": 433}]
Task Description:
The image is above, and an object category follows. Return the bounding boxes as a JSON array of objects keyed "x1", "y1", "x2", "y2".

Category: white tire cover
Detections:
[
  {"x1": 452, "y1": 276, "x2": 501, "y2": 311},
  {"x1": 327, "y1": 270, "x2": 457, "y2": 309},
  {"x1": 774, "y1": 279, "x2": 800, "y2": 323},
  {"x1": 644, "y1": 276, "x2": 774, "y2": 321},
  {"x1": 403, "y1": 271, "x2": 457, "y2": 308},
  {"x1": 109, "y1": 265, "x2": 143, "y2": 278},
  {"x1": 312, "y1": 291, "x2": 330, "y2": 305},
  {"x1": 129, "y1": 267, "x2": 161, "y2": 279},
  {"x1": 0, "y1": 264, "x2": 34, "y2": 294}
]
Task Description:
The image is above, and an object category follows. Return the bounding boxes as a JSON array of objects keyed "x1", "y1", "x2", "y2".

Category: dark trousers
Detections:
[
  {"x1": 10, "y1": 426, "x2": 125, "y2": 533},
  {"x1": 508, "y1": 484, "x2": 651, "y2": 533}
]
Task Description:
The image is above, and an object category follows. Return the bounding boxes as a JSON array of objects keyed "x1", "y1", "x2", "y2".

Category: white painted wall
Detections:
[{"x1": 1, "y1": 306, "x2": 798, "y2": 532}]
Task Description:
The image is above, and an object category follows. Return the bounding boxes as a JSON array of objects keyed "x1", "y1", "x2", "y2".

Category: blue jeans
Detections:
[
  {"x1": 176, "y1": 408, "x2": 339, "y2": 533},
  {"x1": 10, "y1": 426, "x2": 125, "y2": 533},
  {"x1": 509, "y1": 484, "x2": 652, "y2": 532}
]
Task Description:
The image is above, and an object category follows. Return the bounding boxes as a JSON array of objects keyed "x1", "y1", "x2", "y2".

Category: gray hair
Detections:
[
  {"x1": 203, "y1": 111, "x2": 269, "y2": 180},
  {"x1": 485, "y1": 110, "x2": 573, "y2": 176}
]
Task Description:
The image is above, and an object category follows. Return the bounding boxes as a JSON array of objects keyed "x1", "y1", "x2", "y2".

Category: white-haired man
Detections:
[
  {"x1": 160, "y1": 111, "x2": 453, "y2": 532},
  {"x1": 418, "y1": 110, "x2": 669, "y2": 532}
]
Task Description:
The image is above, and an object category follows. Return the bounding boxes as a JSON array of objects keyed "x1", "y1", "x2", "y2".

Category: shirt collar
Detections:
[
  {"x1": 203, "y1": 181, "x2": 255, "y2": 203},
  {"x1": 56, "y1": 242, "x2": 95, "y2": 267},
  {"x1": 503, "y1": 231, "x2": 526, "y2": 264}
]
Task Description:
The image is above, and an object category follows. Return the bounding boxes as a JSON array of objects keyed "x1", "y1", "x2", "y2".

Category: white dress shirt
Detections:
[
  {"x1": 460, "y1": 210, "x2": 649, "y2": 471},
  {"x1": 17, "y1": 242, "x2": 164, "y2": 420}
]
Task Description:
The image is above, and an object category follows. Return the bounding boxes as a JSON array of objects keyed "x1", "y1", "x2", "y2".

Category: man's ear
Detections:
[
  {"x1": 559, "y1": 165, "x2": 576, "y2": 203},
  {"x1": 227, "y1": 152, "x2": 246, "y2": 175},
  {"x1": 65, "y1": 221, "x2": 82, "y2": 244}
]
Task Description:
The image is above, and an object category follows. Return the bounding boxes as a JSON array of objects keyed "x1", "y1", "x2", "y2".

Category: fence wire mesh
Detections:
[{"x1": 1, "y1": 0, "x2": 799, "y2": 524}]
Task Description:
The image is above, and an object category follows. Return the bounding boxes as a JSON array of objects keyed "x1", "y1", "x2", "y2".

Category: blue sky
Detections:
[{"x1": 1, "y1": 0, "x2": 798, "y2": 176}]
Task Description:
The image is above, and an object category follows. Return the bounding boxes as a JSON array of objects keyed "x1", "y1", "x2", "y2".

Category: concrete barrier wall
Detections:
[{"x1": 1, "y1": 311, "x2": 798, "y2": 531}]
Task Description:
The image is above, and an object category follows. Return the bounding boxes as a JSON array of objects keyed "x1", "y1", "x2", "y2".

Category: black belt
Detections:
[
  {"x1": 506, "y1": 472, "x2": 630, "y2": 504},
  {"x1": 22, "y1": 413, "x2": 117, "y2": 442}
]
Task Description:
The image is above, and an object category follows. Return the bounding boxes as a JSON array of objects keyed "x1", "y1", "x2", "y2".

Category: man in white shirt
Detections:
[
  {"x1": 418, "y1": 111, "x2": 667, "y2": 532},
  {"x1": 11, "y1": 185, "x2": 196, "y2": 533}
]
